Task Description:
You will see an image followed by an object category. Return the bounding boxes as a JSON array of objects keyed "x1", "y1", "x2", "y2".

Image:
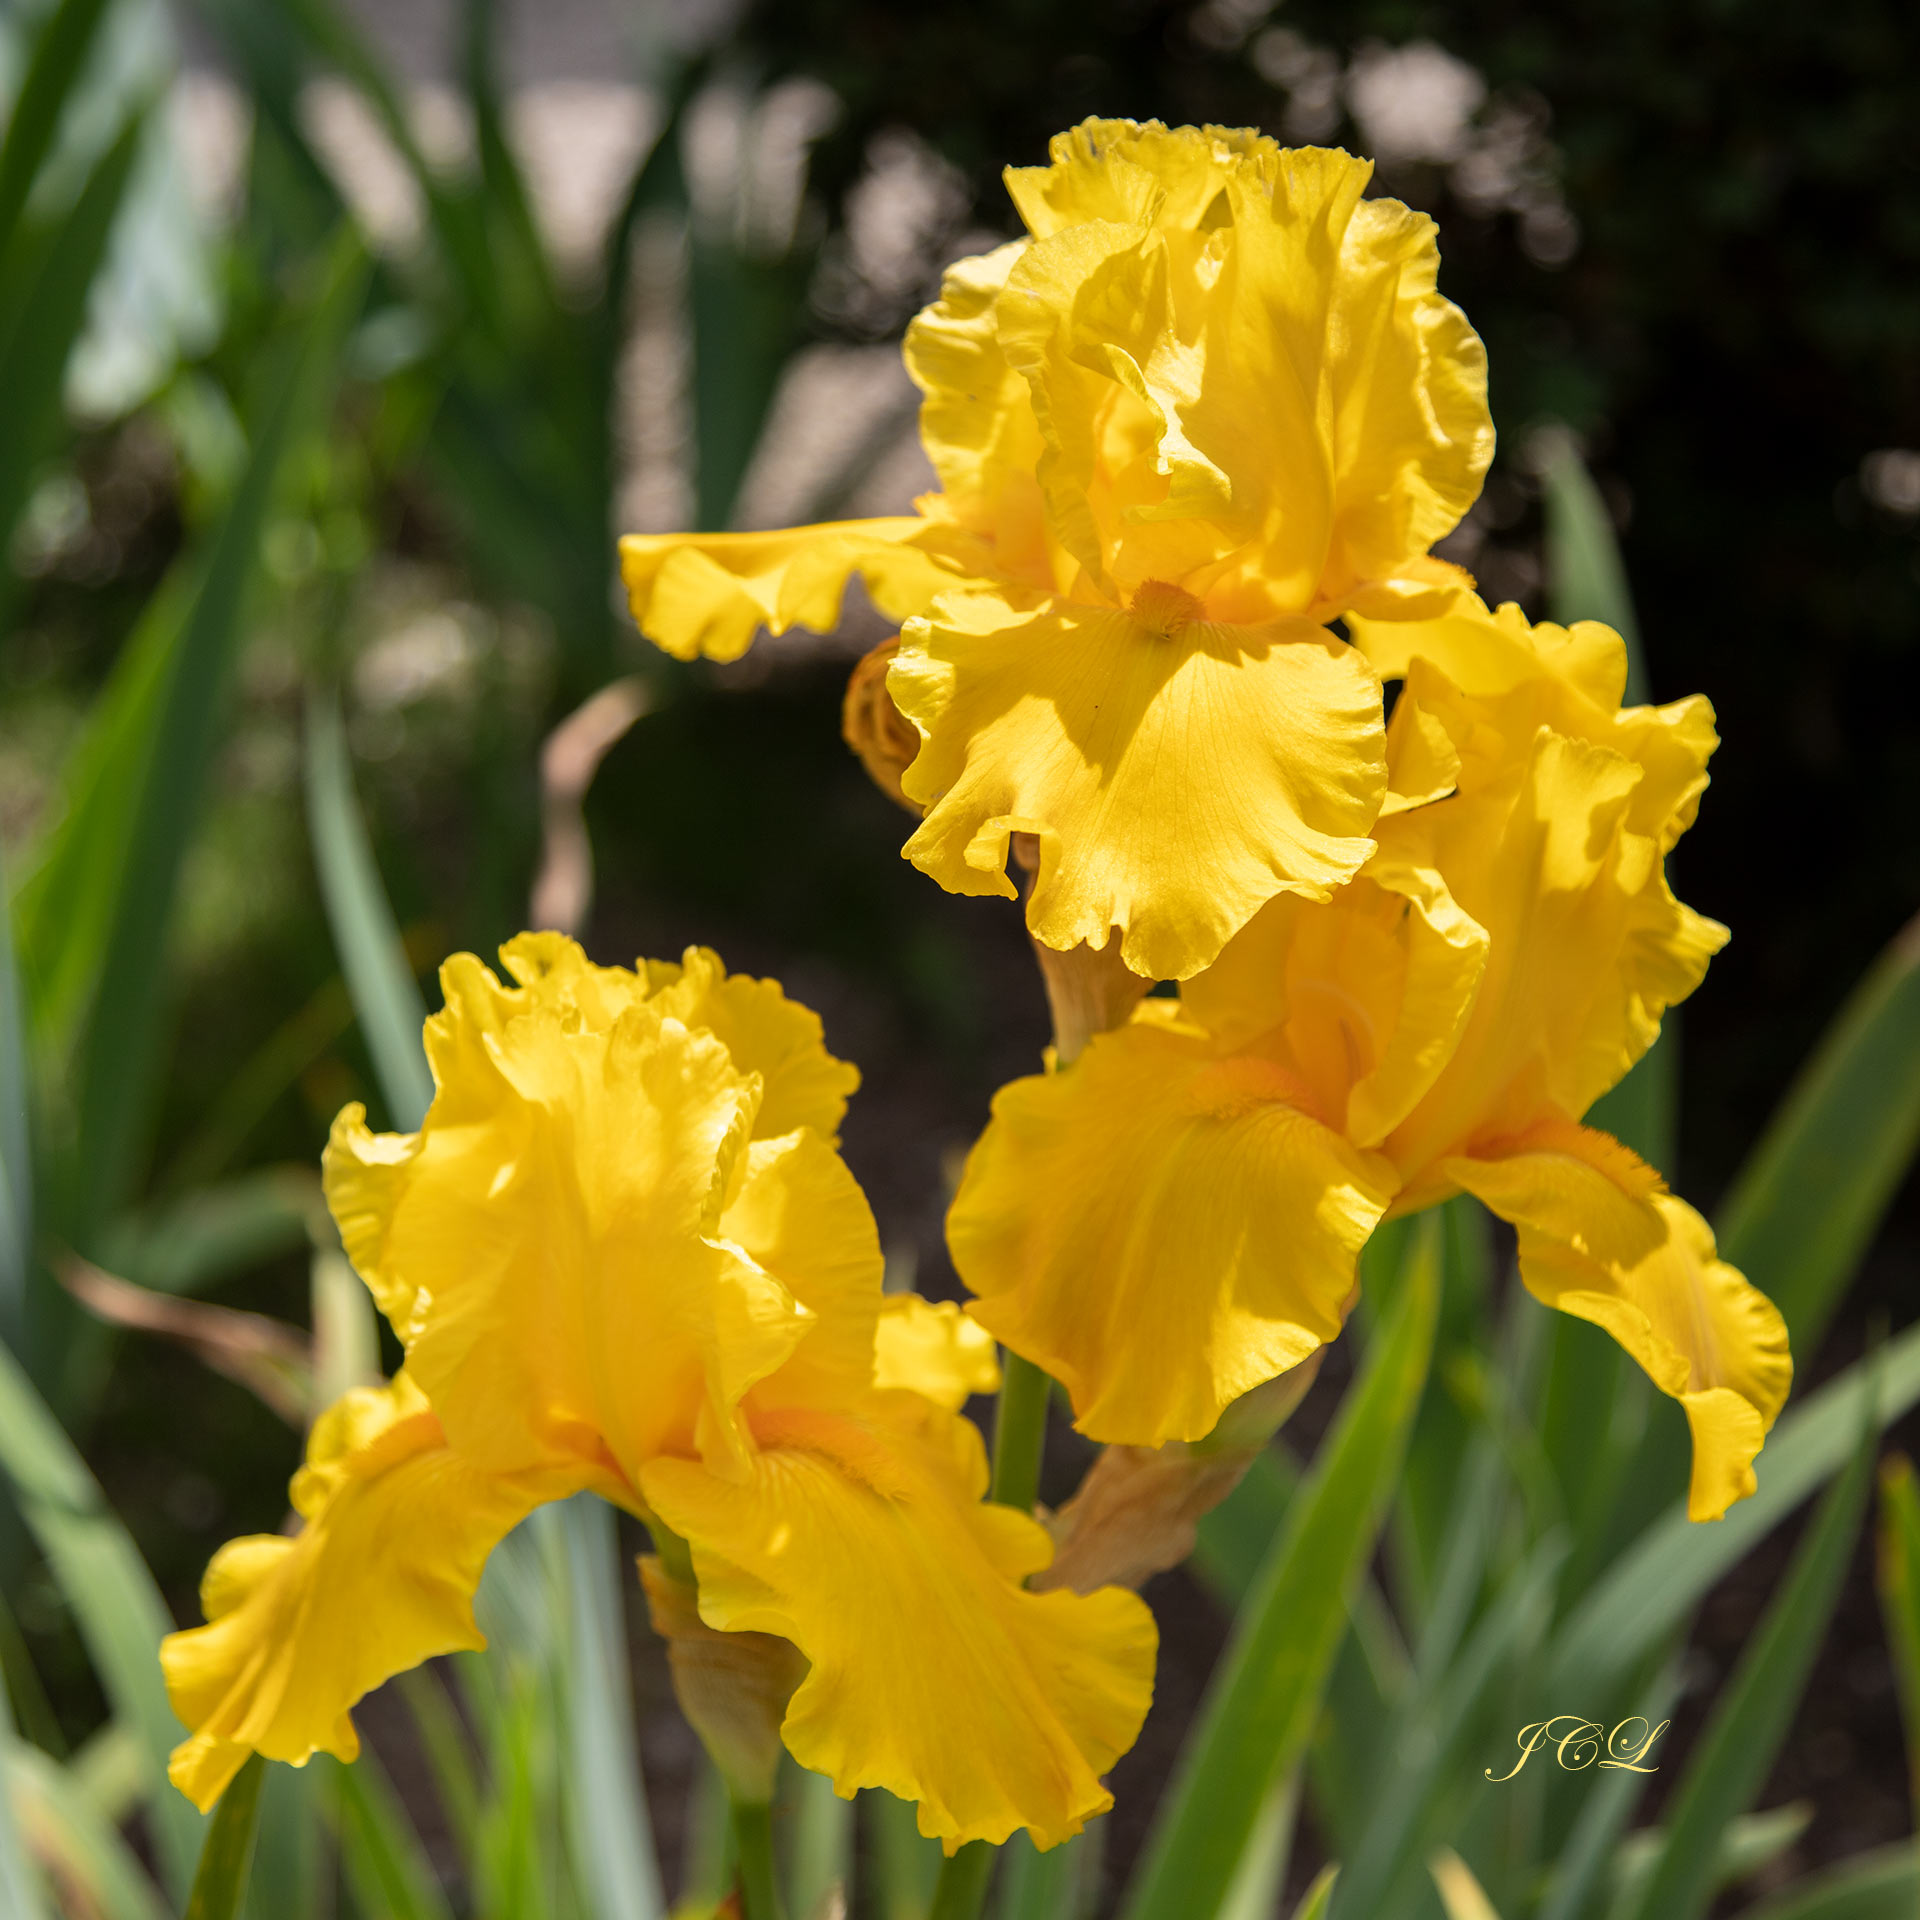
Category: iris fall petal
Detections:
[{"x1": 642, "y1": 1401, "x2": 1156, "y2": 1851}]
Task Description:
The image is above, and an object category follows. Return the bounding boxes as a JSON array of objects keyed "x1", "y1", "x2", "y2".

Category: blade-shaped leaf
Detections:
[
  {"x1": 0, "y1": 0, "x2": 115, "y2": 264},
  {"x1": 548, "y1": 1496, "x2": 665, "y2": 1920},
  {"x1": 1609, "y1": 1806, "x2": 1812, "y2": 1920},
  {"x1": 0, "y1": 1336, "x2": 202, "y2": 1893},
  {"x1": 1192, "y1": 1443, "x2": 1294, "y2": 1605},
  {"x1": 1431, "y1": 1850, "x2": 1504, "y2": 1920},
  {"x1": 1288, "y1": 1867, "x2": 1338, "y2": 1920},
  {"x1": 1193, "y1": 1442, "x2": 1409, "y2": 1860},
  {"x1": 1539, "y1": 428, "x2": 1645, "y2": 686},
  {"x1": 1327, "y1": 1535, "x2": 1562, "y2": 1920},
  {"x1": 1614, "y1": 1401, "x2": 1878, "y2": 1920},
  {"x1": 866, "y1": 1786, "x2": 937, "y2": 1920},
  {"x1": 397, "y1": 1666, "x2": 481, "y2": 1860},
  {"x1": 0, "y1": 1686, "x2": 51, "y2": 1920},
  {"x1": 1120, "y1": 1218, "x2": 1439, "y2": 1920},
  {"x1": 1875, "y1": 1456, "x2": 1920, "y2": 1834},
  {"x1": 98, "y1": 1165, "x2": 321, "y2": 1299},
  {"x1": 0, "y1": 111, "x2": 143, "y2": 580},
  {"x1": 785, "y1": 1760, "x2": 850, "y2": 1920},
  {"x1": 1717, "y1": 912, "x2": 1920, "y2": 1358},
  {"x1": 325, "y1": 1749, "x2": 455, "y2": 1920},
  {"x1": 1391, "y1": 1198, "x2": 1493, "y2": 1631},
  {"x1": 1534, "y1": 1661, "x2": 1682, "y2": 1920},
  {"x1": 10, "y1": 1739, "x2": 171, "y2": 1920},
  {"x1": 22, "y1": 232, "x2": 368, "y2": 1241},
  {"x1": 1547, "y1": 1315, "x2": 1920, "y2": 1708},
  {"x1": 1217, "y1": 1775, "x2": 1295, "y2": 1920},
  {"x1": 241, "y1": 1761, "x2": 322, "y2": 1920},
  {"x1": 1731, "y1": 1847, "x2": 1920, "y2": 1920},
  {"x1": 303, "y1": 685, "x2": 433, "y2": 1132},
  {"x1": 0, "y1": 841, "x2": 32, "y2": 1351}
]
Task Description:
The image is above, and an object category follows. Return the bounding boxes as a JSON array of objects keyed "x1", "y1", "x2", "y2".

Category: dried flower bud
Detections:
[
  {"x1": 842, "y1": 638, "x2": 922, "y2": 814},
  {"x1": 640, "y1": 1556, "x2": 806, "y2": 1804}
]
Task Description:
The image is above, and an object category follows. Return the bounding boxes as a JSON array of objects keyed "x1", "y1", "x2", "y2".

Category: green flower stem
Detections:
[
  {"x1": 928, "y1": 1839, "x2": 996, "y2": 1920},
  {"x1": 732, "y1": 1797, "x2": 785, "y2": 1920},
  {"x1": 183, "y1": 1752, "x2": 266, "y2": 1920},
  {"x1": 990, "y1": 1351, "x2": 1050, "y2": 1513}
]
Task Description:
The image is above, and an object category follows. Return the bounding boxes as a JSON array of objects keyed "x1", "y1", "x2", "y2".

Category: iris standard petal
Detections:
[
  {"x1": 992, "y1": 122, "x2": 1492, "y2": 617},
  {"x1": 949, "y1": 1017, "x2": 1394, "y2": 1446},
  {"x1": 872, "y1": 1295, "x2": 1001, "y2": 1409},
  {"x1": 322, "y1": 1107, "x2": 422, "y2": 1334},
  {"x1": 642, "y1": 1401, "x2": 1156, "y2": 1851},
  {"x1": 327, "y1": 964, "x2": 812, "y2": 1483},
  {"x1": 892, "y1": 590, "x2": 1385, "y2": 979},
  {"x1": 721, "y1": 1128, "x2": 887, "y2": 1417},
  {"x1": 902, "y1": 242, "x2": 1050, "y2": 572},
  {"x1": 1316, "y1": 191, "x2": 1494, "y2": 607},
  {"x1": 1447, "y1": 1125, "x2": 1792, "y2": 1521},
  {"x1": 640, "y1": 945, "x2": 862, "y2": 1142},
  {"x1": 161, "y1": 1376, "x2": 576, "y2": 1810}
]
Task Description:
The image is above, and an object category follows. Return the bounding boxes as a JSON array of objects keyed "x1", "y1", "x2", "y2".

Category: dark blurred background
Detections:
[{"x1": 3, "y1": 0, "x2": 1917, "y2": 1903}]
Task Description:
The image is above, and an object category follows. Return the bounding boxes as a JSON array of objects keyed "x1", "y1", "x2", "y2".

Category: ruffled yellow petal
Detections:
[
  {"x1": 1355, "y1": 593, "x2": 1628, "y2": 716},
  {"x1": 988, "y1": 122, "x2": 1490, "y2": 618},
  {"x1": 724, "y1": 1128, "x2": 885, "y2": 1417},
  {"x1": 641, "y1": 1401, "x2": 1156, "y2": 1851},
  {"x1": 948, "y1": 1017, "x2": 1395, "y2": 1445},
  {"x1": 494, "y1": 930, "x2": 649, "y2": 1025},
  {"x1": 327, "y1": 954, "x2": 814, "y2": 1485},
  {"x1": 892, "y1": 590, "x2": 1385, "y2": 979},
  {"x1": 903, "y1": 244, "x2": 1049, "y2": 573},
  {"x1": 1379, "y1": 719, "x2": 1726, "y2": 1170},
  {"x1": 618, "y1": 519, "x2": 985, "y2": 664},
  {"x1": 1003, "y1": 119, "x2": 1276, "y2": 237},
  {"x1": 161, "y1": 1376, "x2": 575, "y2": 1810},
  {"x1": 1447, "y1": 1127, "x2": 1791, "y2": 1520},
  {"x1": 322, "y1": 1106, "x2": 421, "y2": 1332},
  {"x1": 1313, "y1": 190, "x2": 1493, "y2": 608},
  {"x1": 640, "y1": 945, "x2": 861, "y2": 1141},
  {"x1": 873, "y1": 1295, "x2": 1001, "y2": 1409},
  {"x1": 1352, "y1": 596, "x2": 1722, "y2": 844}
]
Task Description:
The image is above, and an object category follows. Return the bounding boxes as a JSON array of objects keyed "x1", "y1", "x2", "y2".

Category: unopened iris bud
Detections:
[
  {"x1": 842, "y1": 638, "x2": 923, "y2": 814},
  {"x1": 641, "y1": 1556, "x2": 806, "y2": 1805},
  {"x1": 1034, "y1": 1355, "x2": 1323, "y2": 1596}
]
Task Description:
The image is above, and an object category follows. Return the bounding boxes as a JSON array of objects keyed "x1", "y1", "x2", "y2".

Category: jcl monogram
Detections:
[{"x1": 1485, "y1": 1716, "x2": 1670, "y2": 1781}]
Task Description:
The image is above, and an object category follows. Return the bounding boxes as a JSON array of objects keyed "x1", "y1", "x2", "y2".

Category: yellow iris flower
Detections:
[
  {"x1": 620, "y1": 119, "x2": 1493, "y2": 979},
  {"x1": 948, "y1": 597, "x2": 1791, "y2": 1522},
  {"x1": 160, "y1": 936, "x2": 1156, "y2": 1850}
]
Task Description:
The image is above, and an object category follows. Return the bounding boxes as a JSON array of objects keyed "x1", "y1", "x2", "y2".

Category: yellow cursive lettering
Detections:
[
  {"x1": 1485, "y1": 1720, "x2": 1556, "y2": 1782},
  {"x1": 1551, "y1": 1716, "x2": 1603, "y2": 1771},
  {"x1": 1490, "y1": 1715, "x2": 1665, "y2": 1781},
  {"x1": 1598, "y1": 1716, "x2": 1671, "y2": 1773}
]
